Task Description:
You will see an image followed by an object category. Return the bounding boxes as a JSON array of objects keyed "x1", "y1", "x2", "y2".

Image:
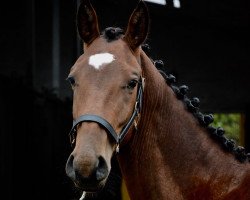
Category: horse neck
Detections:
[{"x1": 118, "y1": 51, "x2": 250, "y2": 200}]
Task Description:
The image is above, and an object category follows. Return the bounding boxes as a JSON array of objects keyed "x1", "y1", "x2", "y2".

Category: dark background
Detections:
[{"x1": 1, "y1": 0, "x2": 250, "y2": 199}]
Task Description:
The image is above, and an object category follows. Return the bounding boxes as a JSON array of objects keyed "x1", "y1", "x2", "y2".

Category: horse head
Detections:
[{"x1": 65, "y1": 0, "x2": 149, "y2": 192}]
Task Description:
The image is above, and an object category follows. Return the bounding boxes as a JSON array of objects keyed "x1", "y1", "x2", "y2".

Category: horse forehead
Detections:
[
  {"x1": 86, "y1": 38, "x2": 136, "y2": 65},
  {"x1": 72, "y1": 39, "x2": 140, "y2": 73}
]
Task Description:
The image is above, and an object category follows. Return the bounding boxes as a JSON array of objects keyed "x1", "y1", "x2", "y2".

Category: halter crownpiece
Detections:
[{"x1": 69, "y1": 76, "x2": 145, "y2": 153}]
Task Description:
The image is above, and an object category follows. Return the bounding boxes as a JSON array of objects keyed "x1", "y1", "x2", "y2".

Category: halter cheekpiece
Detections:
[{"x1": 69, "y1": 77, "x2": 145, "y2": 153}]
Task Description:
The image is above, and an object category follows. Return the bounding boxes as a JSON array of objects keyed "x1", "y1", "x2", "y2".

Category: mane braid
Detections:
[{"x1": 141, "y1": 43, "x2": 250, "y2": 163}]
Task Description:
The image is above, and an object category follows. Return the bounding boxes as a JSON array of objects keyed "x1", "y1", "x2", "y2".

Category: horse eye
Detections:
[
  {"x1": 127, "y1": 80, "x2": 138, "y2": 90},
  {"x1": 66, "y1": 76, "x2": 75, "y2": 86}
]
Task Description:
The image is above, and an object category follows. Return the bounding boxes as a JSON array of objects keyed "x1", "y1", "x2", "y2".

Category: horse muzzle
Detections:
[{"x1": 65, "y1": 153, "x2": 109, "y2": 191}]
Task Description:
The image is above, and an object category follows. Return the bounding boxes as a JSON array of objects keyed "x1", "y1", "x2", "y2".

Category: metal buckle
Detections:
[
  {"x1": 115, "y1": 144, "x2": 120, "y2": 153},
  {"x1": 142, "y1": 77, "x2": 145, "y2": 91},
  {"x1": 135, "y1": 101, "x2": 139, "y2": 110},
  {"x1": 134, "y1": 120, "x2": 138, "y2": 131}
]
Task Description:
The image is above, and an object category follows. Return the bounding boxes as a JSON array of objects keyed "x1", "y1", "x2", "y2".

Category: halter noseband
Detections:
[{"x1": 69, "y1": 77, "x2": 144, "y2": 153}]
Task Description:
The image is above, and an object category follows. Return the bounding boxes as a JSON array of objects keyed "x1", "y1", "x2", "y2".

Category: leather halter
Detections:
[{"x1": 69, "y1": 77, "x2": 145, "y2": 153}]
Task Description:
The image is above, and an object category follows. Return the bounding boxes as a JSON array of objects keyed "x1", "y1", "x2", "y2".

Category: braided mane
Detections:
[
  {"x1": 102, "y1": 27, "x2": 249, "y2": 163},
  {"x1": 141, "y1": 43, "x2": 250, "y2": 163}
]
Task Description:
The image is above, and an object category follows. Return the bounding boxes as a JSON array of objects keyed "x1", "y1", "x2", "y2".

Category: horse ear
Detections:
[
  {"x1": 77, "y1": 0, "x2": 100, "y2": 46},
  {"x1": 124, "y1": 0, "x2": 149, "y2": 51}
]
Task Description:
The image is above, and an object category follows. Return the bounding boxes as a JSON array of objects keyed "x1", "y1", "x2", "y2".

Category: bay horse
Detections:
[{"x1": 65, "y1": 0, "x2": 250, "y2": 199}]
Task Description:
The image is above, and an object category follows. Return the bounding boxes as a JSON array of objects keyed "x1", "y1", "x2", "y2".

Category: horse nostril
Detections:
[
  {"x1": 95, "y1": 156, "x2": 109, "y2": 181},
  {"x1": 65, "y1": 154, "x2": 76, "y2": 180}
]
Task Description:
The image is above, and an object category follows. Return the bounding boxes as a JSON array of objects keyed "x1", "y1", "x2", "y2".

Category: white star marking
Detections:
[{"x1": 88, "y1": 53, "x2": 115, "y2": 70}]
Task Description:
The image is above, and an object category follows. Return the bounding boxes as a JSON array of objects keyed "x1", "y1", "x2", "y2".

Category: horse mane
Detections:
[
  {"x1": 141, "y1": 43, "x2": 250, "y2": 164},
  {"x1": 101, "y1": 27, "x2": 249, "y2": 163}
]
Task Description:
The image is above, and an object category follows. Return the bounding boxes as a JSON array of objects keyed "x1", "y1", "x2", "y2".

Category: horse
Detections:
[{"x1": 65, "y1": 0, "x2": 250, "y2": 199}]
